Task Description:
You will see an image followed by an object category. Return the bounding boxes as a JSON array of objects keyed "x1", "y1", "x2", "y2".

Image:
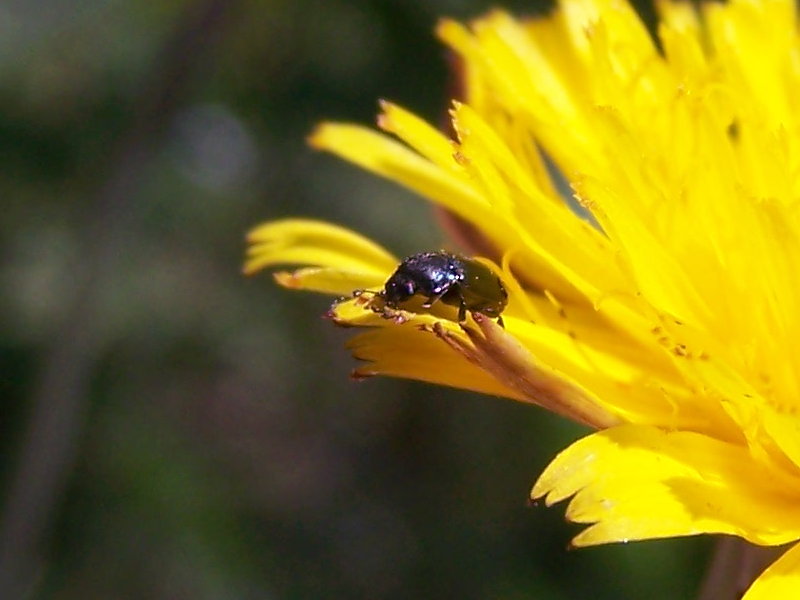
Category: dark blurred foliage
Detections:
[{"x1": 0, "y1": 0, "x2": 710, "y2": 598}]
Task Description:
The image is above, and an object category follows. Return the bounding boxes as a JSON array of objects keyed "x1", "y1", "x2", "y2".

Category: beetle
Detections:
[{"x1": 379, "y1": 251, "x2": 508, "y2": 326}]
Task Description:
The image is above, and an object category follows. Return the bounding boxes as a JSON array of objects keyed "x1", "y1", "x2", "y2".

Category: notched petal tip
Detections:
[
  {"x1": 306, "y1": 122, "x2": 333, "y2": 149},
  {"x1": 434, "y1": 16, "x2": 457, "y2": 33},
  {"x1": 273, "y1": 270, "x2": 304, "y2": 289},
  {"x1": 328, "y1": 294, "x2": 379, "y2": 326},
  {"x1": 324, "y1": 305, "x2": 359, "y2": 327},
  {"x1": 530, "y1": 482, "x2": 568, "y2": 509},
  {"x1": 376, "y1": 99, "x2": 393, "y2": 130},
  {"x1": 350, "y1": 368, "x2": 376, "y2": 381}
]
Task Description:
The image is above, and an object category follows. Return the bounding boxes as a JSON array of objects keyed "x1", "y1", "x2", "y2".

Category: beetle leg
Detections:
[
  {"x1": 457, "y1": 302, "x2": 467, "y2": 323},
  {"x1": 422, "y1": 293, "x2": 445, "y2": 308},
  {"x1": 496, "y1": 315, "x2": 504, "y2": 328},
  {"x1": 453, "y1": 287, "x2": 468, "y2": 323}
]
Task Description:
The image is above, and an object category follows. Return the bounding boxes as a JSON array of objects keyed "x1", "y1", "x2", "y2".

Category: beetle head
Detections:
[{"x1": 382, "y1": 274, "x2": 417, "y2": 306}]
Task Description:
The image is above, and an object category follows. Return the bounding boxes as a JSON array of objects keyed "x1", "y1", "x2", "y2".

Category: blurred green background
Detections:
[{"x1": 1, "y1": 0, "x2": 710, "y2": 598}]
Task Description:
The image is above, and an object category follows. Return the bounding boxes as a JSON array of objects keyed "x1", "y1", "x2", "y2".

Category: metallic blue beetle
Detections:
[{"x1": 380, "y1": 251, "x2": 508, "y2": 326}]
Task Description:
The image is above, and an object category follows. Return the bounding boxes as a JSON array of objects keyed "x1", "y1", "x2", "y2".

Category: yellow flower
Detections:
[{"x1": 245, "y1": 0, "x2": 800, "y2": 596}]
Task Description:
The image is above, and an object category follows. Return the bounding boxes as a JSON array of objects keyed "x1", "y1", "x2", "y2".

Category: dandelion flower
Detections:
[{"x1": 245, "y1": 0, "x2": 800, "y2": 596}]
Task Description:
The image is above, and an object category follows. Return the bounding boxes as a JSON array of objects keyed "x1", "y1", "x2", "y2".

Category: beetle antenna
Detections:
[{"x1": 352, "y1": 288, "x2": 381, "y2": 298}]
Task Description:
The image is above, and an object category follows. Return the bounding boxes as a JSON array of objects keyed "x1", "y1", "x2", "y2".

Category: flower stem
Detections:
[{"x1": 697, "y1": 537, "x2": 788, "y2": 600}]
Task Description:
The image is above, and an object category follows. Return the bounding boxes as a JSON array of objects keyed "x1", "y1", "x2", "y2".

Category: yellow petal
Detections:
[
  {"x1": 762, "y1": 410, "x2": 800, "y2": 473},
  {"x1": 451, "y1": 102, "x2": 630, "y2": 303},
  {"x1": 437, "y1": 13, "x2": 599, "y2": 175},
  {"x1": 463, "y1": 313, "x2": 621, "y2": 429},
  {"x1": 245, "y1": 217, "x2": 396, "y2": 274},
  {"x1": 273, "y1": 267, "x2": 385, "y2": 296},
  {"x1": 532, "y1": 425, "x2": 800, "y2": 546},
  {"x1": 741, "y1": 542, "x2": 800, "y2": 600},
  {"x1": 309, "y1": 122, "x2": 492, "y2": 219},
  {"x1": 376, "y1": 100, "x2": 458, "y2": 171},
  {"x1": 311, "y1": 120, "x2": 588, "y2": 303},
  {"x1": 706, "y1": 0, "x2": 798, "y2": 129},
  {"x1": 329, "y1": 298, "x2": 526, "y2": 400},
  {"x1": 348, "y1": 324, "x2": 525, "y2": 400},
  {"x1": 573, "y1": 172, "x2": 716, "y2": 327}
]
